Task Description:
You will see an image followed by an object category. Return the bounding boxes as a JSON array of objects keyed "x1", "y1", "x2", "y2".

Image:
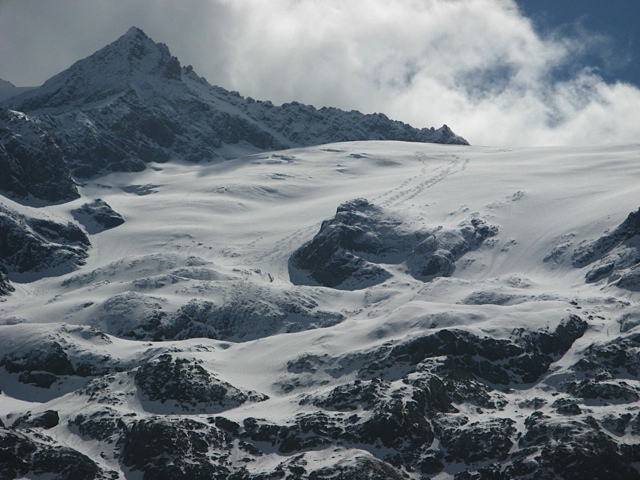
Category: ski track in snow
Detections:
[{"x1": 374, "y1": 151, "x2": 469, "y2": 207}]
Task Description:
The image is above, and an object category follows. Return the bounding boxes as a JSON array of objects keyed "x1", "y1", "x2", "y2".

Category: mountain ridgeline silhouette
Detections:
[{"x1": 0, "y1": 27, "x2": 468, "y2": 203}]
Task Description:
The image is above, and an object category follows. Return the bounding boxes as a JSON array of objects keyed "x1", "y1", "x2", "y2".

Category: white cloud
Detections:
[{"x1": 1, "y1": 0, "x2": 639, "y2": 146}]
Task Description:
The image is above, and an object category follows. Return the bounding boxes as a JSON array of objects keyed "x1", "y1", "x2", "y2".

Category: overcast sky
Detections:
[{"x1": 1, "y1": 0, "x2": 639, "y2": 147}]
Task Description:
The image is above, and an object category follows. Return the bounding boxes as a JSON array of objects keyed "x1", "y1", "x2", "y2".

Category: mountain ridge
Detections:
[{"x1": 0, "y1": 26, "x2": 467, "y2": 203}]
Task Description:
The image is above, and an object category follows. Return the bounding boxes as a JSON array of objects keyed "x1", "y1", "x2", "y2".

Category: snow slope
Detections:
[
  {"x1": 0, "y1": 79, "x2": 36, "y2": 102},
  {"x1": 1, "y1": 140, "x2": 640, "y2": 479}
]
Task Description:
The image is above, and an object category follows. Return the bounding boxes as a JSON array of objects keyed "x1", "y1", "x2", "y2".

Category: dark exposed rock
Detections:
[
  {"x1": 353, "y1": 395, "x2": 435, "y2": 452},
  {"x1": 249, "y1": 98, "x2": 469, "y2": 146},
  {"x1": 3, "y1": 341, "x2": 75, "y2": 376},
  {"x1": 460, "y1": 289, "x2": 522, "y2": 306},
  {"x1": 289, "y1": 199, "x2": 399, "y2": 288},
  {"x1": 18, "y1": 371, "x2": 58, "y2": 388},
  {"x1": 0, "y1": 108, "x2": 79, "y2": 202},
  {"x1": 0, "y1": 427, "x2": 114, "y2": 480},
  {"x1": 290, "y1": 199, "x2": 497, "y2": 289},
  {"x1": 553, "y1": 400, "x2": 582, "y2": 416},
  {"x1": 12, "y1": 410, "x2": 59, "y2": 430},
  {"x1": 135, "y1": 354, "x2": 267, "y2": 412},
  {"x1": 419, "y1": 455, "x2": 445, "y2": 475},
  {"x1": 310, "y1": 378, "x2": 391, "y2": 412},
  {"x1": 455, "y1": 464, "x2": 510, "y2": 480},
  {"x1": 565, "y1": 379, "x2": 639, "y2": 404},
  {"x1": 369, "y1": 315, "x2": 586, "y2": 386},
  {"x1": 617, "y1": 265, "x2": 640, "y2": 291},
  {"x1": 519, "y1": 412, "x2": 640, "y2": 480},
  {"x1": 406, "y1": 217, "x2": 498, "y2": 280},
  {"x1": 572, "y1": 206, "x2": 640, "y2": 290},
  {"x1": 72, "y1": 198, "x2": 124, "y2": 233},
  {"x1": 70, "y1": 409, "x2": 125, "y2": 442},
  {"x1": 0, "y1": 265, "x2": 13, "y2": 295},
  {"x1": 573, "y1": 207, "x2": 640, "y2": 267},
  {"x1": 438, "y1": 417, "x2": 516, "y2": 463},
  {"x1": 1, "y1": 327, "x2": 122, "y2": 390},
  {"x1": 0, "y1": 204, "x2": 89, "y2": 278},
  {"x1": 575, "y1": 332, "x2": 640, "y2": 377},
  {"x1": 601, "y1": 413, "x2": 633, "y2": 436},
  {"x1": 304, "y1": 456, "x2": 406, "y2": 480},
  {"x1": 212, "y1": 416, "x2": 240, "y2": 434},
  {"x1": 122, "y1": 417, "x2": 231, "y2": 480},
  {"x1": 137, "y1": 288, "x2": 343, "y2": 342},
  {"x1": 585, "y1": 261, "x2": 615, "y2": 283},
  {"x1": 533, "y1": 315, "x2": 589, "y2": 356}
]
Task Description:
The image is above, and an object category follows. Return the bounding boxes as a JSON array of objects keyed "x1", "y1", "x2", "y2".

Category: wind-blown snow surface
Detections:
[{"x1": 2, "y1": 141, "x2": 640, "y2": 478}]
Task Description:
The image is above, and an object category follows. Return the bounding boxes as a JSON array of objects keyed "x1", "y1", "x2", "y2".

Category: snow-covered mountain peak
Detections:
[
  {"x1": 122, "y1": 25, "x2": 148, "y2": 41},
  {"x1": 0, "y1": 28, "x2": 468, "y2": 203},
  {"x1": 111, "y1": 25, "x2": 181, "y2": 80},
  {"x1": 4, "y1": 27, "x2": 181, "y2": 113}
]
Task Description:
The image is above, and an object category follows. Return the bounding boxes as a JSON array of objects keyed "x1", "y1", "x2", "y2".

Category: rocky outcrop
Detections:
[
  {"x1": 290, "y1": 198, "x2": 497, "y2": 289},
  {"x1": 512, "y1": 413, "x2": 640, "y2": 480},
  {"x1": 134, "y1": 354, "x2": 267, "y2": 412},
  {"x1": 245, "y1": 99, "x2": 468, "y2": 146},
  {"x1": 0, "y1": 427, "x2": 114, "y2": 480},
  {"x1": 0, "y1": 204, "x2": 89, "y2": 280},
  {"x1": 121, "y1": 417, "x2": 232, "y2": 480},
  {"x1": 69, "y1": 408, "x2": 126, "y2": 443},
  {"x1": 12, "y1": 410, "x2": 60, "y2": 430},
  {"x1": 0, "y1": 108, "x2": 79, "y2": 203},
  {"x1": 407, "y1": 216, "x2": 498, "y2": 280},
  {"x1": 0, "y1": 325, "x2": 121, "y2": 389},
  {"x1": 71, "y1": 199, "x2": 124, "y2": 233},
  {"x1": 289, "y1": 199, "x2": 407, "y2": 288},
  {"x1": 572, "y1": 207, "x2": 640, "y2": 290},
  {"x1": 0, "y1": 265, "x2": 13, "y2": 295}
]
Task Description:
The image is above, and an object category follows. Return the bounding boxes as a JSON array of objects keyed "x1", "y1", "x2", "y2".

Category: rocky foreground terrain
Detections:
[{"x1": 1, "y1": 27, "x2": 640, "y2": 480}]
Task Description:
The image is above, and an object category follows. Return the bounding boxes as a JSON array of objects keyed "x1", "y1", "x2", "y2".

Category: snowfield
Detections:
[{"x1": 2, "y1": 139, "x2": 640, "y2": 479}]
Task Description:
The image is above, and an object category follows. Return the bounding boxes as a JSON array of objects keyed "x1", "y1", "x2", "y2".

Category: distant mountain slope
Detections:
[
  {"x1": 0, "y1": 27, "x2": 467, "y2": 203},
  {"x1": 0, "y1": 79, "x2": 36, "y2": 102}
]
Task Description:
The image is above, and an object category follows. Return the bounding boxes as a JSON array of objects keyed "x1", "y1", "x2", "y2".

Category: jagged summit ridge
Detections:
[{"x1": 5, "y1": 27, "x2": 181, "y2": 113}]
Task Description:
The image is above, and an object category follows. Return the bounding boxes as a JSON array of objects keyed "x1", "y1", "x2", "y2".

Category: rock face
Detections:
[
  {"x1": 12, "y1": 410, "x2": 60, "y2": 430},
  {"x1": 572, "y1": 207, "x2": 640, "y2": 290},
  {"x1": 0, "y1": 27, "x2": 467, "y2": 203},
  {"x1": 0, "y1": 427, "x2": 115, "y2": 480},
  {"x1": 290, "y1": 198, "x2": 497, "y2": 289},
  {"x1": 72, "y1": 199, "x2": 124, "y2": 233},
  {"x1": 0, "y1": 204, "x2": 90, "y2": 288},
  {"x1": 0, "y1": 108, "x2": 78, "y2": 202},
  {"x1": 0, "y1": 324, "x2": 124, "y2": 392},
  {"x1": 134, "y1": 354, "x2": 268, "y2": 412},
  {"x1": 121, "y1": 417, "x2": 232, "y2": 480},
  {"x1": 0, "y1": 266, "x2": 13, "y2": 295}
]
